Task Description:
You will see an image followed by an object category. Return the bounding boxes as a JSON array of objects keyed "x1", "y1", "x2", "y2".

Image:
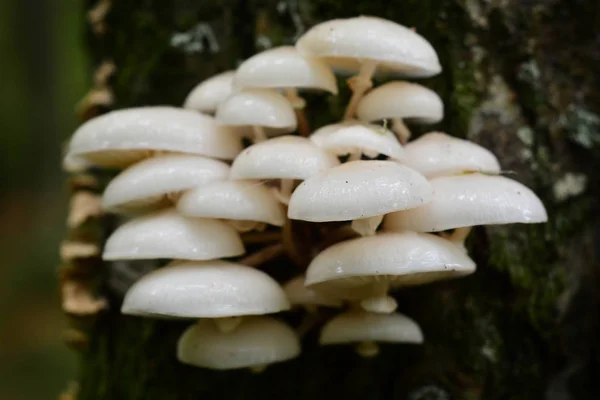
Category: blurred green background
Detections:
[{"x1": 0, "y1": 1, "x2": 87, "y2": 398}]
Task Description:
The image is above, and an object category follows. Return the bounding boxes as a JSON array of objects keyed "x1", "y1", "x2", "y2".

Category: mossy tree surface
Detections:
[{"x1": 76, "y1": 1, "x2": 600, "y2": 399}]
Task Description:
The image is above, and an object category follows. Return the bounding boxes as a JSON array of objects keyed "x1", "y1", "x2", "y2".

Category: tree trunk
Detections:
[{"x1": 65, "y1": 1, "x2": 600, "y2": 399}]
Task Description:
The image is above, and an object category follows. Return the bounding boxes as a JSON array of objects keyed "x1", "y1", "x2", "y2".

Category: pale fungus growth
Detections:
[
  {"x1": 177, "y1": 316, "x2": 300, "y2": 371},
  {"x1": 304, "y1": 232, "x2": 476, "y2": 314},
  {"x1": 183, "y1": 70, "x2": 235, "y2": 114},
  {"x1": 288, "y1": 160, "x2": 432, "y2": 236},
  {"x1": 309, "y1": 121, "x2": 361, "y2": 147},
  {"x1": 319, "y1": 124, "x2": 404, "y2": 161},
  {"x1": 401, "y1": 132, "x2": 501, "y2": 178},
  {"x1": 102, "y1": 154, "x2": 230, "y2": 214},
  {"x1": 383, "y1": 174, "x2": 548, "y2": 245},
  {"x1": 230, "y1": 135, "x2": 339, "y2": 204},
  {"x1": 296, "y1": 16, "x2": 441, "y2": 119},
  {"x1": 283, "y1": 275, "x2": 343, "y2": 311},
  {"x1": 319, "y1": 310, "x2": 423, "y2": 357},
  {"x1": 66, "y1": 106, "x2": 243, "y2": 167},
  {"x1": 177, "y1": 180, "x2": 286, "y2": 232},
  {"x1": 102, "y1": 208, "x2": 245, "y2": 261},
  {"x1": 355, "y1": 81, "x2": 443, "y2": 143},
  {"x1": 215, "y1": 88, "x2": 297, "y2": 142}
]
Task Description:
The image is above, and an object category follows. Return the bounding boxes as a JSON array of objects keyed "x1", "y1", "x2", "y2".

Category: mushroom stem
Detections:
[
  {"x1": 351, "y1": 214, "x2": 384, "y2": 236},
  {"x1": 449, "y1": 226, "x2": 472, "y2": 247},
  {"x1": 355, "y1": 341, "x2": 380, "y2": 358},
  {"x1": 284, "y1": 88, "x2": 311, "y2": 137},
  {"x1": 250, "y1": 364, "x2": 268, "y2": 374},
  {"x1": 252, "y1": 125, "x2": 267, "y2": 142},
  {"x1": 273, "y1": 179, "x2": 295, "y2": 205},
  {"x1": 360, "y1": 295, "x2": 398, "y2": 314},
  {"x1": 343, "y1": 60, "x2": 377, "y2": 120},
  {"x1": 296, "y1": 311, "x2": 321, "y2": 338},
  {"x1": 227, "y1": 219, "x2": 261, "y2": 233},
  {"x1": 240, "y1": 230, "x2": 281, "y2": 244},
  {"x1": 214, "y1": 316, "x2": 243, "y2": 333},
  {"x1": 239, "y1": 243, "x2": 285, "y2": 267},
  {"x1": 347, "y1": 151, "x2": 361, "y2": 162},
  {"x1": 391, "y1": 118, "x2": 411, "y2": 144}
]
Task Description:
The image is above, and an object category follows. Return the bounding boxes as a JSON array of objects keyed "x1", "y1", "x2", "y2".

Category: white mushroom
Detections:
[
  {"x1": 356, "y1": 81, "x2": 443, "y2": 143},
  {"x1": 320, "y1": 310, "x2": 423, "y2": 357},
  {"x1": 177, "y1": 180, "x2": 285, "y2": 232},
  {"x1": 66, "y1": 106, "x2": 243, "y2": 167},
  {"x1": 215, "y1": 88, "x2": 297, "y2": 142},
  {"x1": 103, "y1": 208, "x2": 244, "y2": 261},
  {"x1": 283, "y1": 275, "x2": 343, "y2": 311},
  {"x1": 296, "y1": 16, "x2": 441, "y2": 119},
  {"x1": 122, "y1": 260, "x2": 289, "y2": 326},
  {"x1": 384, "y1": 173, "x2": 548, "y2": 244},
  {"x1": 305, "y1": 231, "x2": 476, "y2": 313},
  {"x1": 183, "y1": 70, "x2": 235, "y2": 114},
  {"x1": 230, "y1": 136, "x2": 339, "y2": 204},
  {"x1": 319, "y1": 124, "x2": 404, "y2": 161},
  {"x1": 177, "y1": 316, "x2": 300, "y2": 371},
  {"x1": 400, "y1": 132, "x2": 501, "y2": 178},
  {"x1": 287, "y1": 160, "x2": 432, "y2": 236},
  {"x1": 309, "y1": 121, "x2": 361, "y2": 147},
  {"x1": 102, "y1": 155, "x2": 230, "y2": 214}
]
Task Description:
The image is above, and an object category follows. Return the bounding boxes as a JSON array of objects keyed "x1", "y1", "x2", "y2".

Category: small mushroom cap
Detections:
[
  {"x1": 215, "y1": 89, "x2": 297, "y2": 131},
  {"x1": 320, "y1": 124, "x2": 404, "y2": 160},
  {"x1": 122, "y1": 260, "x2": 290, "y2": 318},
  {"x1": 177, "y1": 180, "x2": 286, "y2": 226},
  {"x1": 233, "y1": 46, "x2": 338, "y2": 94},
  {"x1": 319, "y1": 310, "x2": 423, "y2": 345},
  {"x1": 401, "y1": 132, "x2": 501, "y2": 178},
  {"x1": 288, "y1": 160, "x2": 432, "y2": 222},
  {"x1": 305, "y1": 231, "x2": 476, "y2": 298},
  {"x1": 383, "y1": 174, "x2": 548, "y2": 232},
  {"x1": 283, "y1": 275, "x2": 343, "y2": 308},
  {"x1": 296, "y1": 16, "x2": 441, "y2": 77},
  {"x1": 183, "y1": 70, "x2": 235, "y2": 113},
  {"x1": 103, "y1": 208, "x2": 244, "y2": 261},
  {"x1": 102, "y1": 155, "x2": 230, "y2": 213},
  {"x1": 66, "y1": 107, "x2": 243, "y2": 167},
  {"x1": 309, "y1": 121, "x2": 361, "y2": 147},
  {"x1": 177, "y1": 316, "x2": 300, "y2": 370},
  {"x1": 230, "y1": 136, "x2": 340, "y2": 180},
  {"x1": 356, "y1": 81, "x2": 443, "y2": 124}
]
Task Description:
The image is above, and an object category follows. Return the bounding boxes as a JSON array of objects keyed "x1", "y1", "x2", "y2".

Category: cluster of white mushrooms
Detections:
[{"x1": 63, "y1": 16, "x2": 548, "y2": 371}]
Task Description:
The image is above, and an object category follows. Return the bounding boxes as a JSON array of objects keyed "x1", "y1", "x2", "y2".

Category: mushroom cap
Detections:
[
  {"x1": 296, "y1": 16, "x2": 441, "y2": 77},
  {"x1": 288, "y1": 160, "x2": 432, "y2": 222},
  {"x1": 103, "y1": 208, "x2": 244, "y2": 261},
  {"x1": 215, "y1": 89, "x2": 297, "y2": 131},
  {"x1": 319, "y1": 310, "x2": 423, "y2": 345},
  {"x1": 183, "y1": 70, "x2": 235, "y2": 114},
  {"x1": 66, "y1": 107, "x2": 243, "y2": 167},
  {"x1": 356, "y1": 81, "x2": 443, "y2": 124},
  {"x1": 383, "y1": 174, "x2": 548, "y2": 232},
  {"x1": 233, "y1": 46, "x2": 338, "y2": 94},
  {"x1": 230, "y1": 136, "x2": 340, "y2": 180},
  {"x1": 320, "y1": 124, "x2": 404, "y2": 160},
  {"x1": 122, "y1": 260, "x2": 290, "y2": 318},
  {"x1": 401, "y1": 132, "x2": 501, "y2": 178},
  {"x1": 309, "y1": 121, "x2": 361, "y2": 147},
  {"x1": 283, "y1": 275, "x2": 343, "y2": 308},
  {"x1": 305, "y1": 231, "x2": 475, "y2": 298},
  {"x1": 102, "y1": 155, "x2": 230, "y2": 213},
  {"x1": 177, "y1": 180, "x2": 286, "y2": 226},
  {"x1": 177, "y1": 316, "x2": 300, "y2": 370}
]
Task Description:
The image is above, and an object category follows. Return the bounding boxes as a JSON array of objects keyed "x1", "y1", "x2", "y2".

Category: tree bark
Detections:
[{"x1": 66, "y1": 1, "x2": 600, "y2": 399}]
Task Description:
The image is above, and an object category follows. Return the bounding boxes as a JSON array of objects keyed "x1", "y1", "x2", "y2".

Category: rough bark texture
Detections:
[{"x1": 72, "y1": 1, "x2": 600, "y2": 399}]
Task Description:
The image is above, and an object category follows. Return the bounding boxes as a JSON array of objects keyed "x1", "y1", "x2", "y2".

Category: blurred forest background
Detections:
[{"x1": 0, "y1": 1, "x2": 87, "y2": 399}]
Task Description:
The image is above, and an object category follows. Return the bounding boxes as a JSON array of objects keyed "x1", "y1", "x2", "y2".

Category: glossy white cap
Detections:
[
  {"x1": 320, "y1": 124, "x2": 404, "y2": 160},
  {"x1": 183, "y1": 70, "x2": 235, "y2": 114},
  {"x1": 103, "y1": 209, "x2": 244, "y2": 261},
  {"x1": 177, "y1": 316, "x2": 300, "y2": 370},
  {"x1": 384, "y1": 174, "x2": 548, "y2": 232},
  {"x1": 234, "y1": 46, "x2": 337, "y2": 94},
  {"x1": 177, "y1": 180, "x2": 285, "y2": 227},
  {"x1": 102, "y1": 155, "x2": 230, "y2": 213},
  {"x1": 122, "y1": 260, "x2": 289, "y2": 318},
  {"x1": 356, "y1": 81, "x2": 443, "y2": 124},
  {"x1": 66, "y1": 107, "x2": 243, "y2": 167},
  {"x1": 288, "y1": 160, "x2": 432, "y2": 222},
  {"x1": 309, "y1": 121, "x2": 361, "y2": 147},
  {"x1": 401, "y1": 132, "x2": 501, "y2": 178},
  {"x1": 296, "y1": 16, "x2": 441, "y2": 77},
  {"x1": 230, "y1": 136, "x2": 340, "y2": 180},
  {"x1": 283, "y1": 275, "x2": 343, "y2": 308}
]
